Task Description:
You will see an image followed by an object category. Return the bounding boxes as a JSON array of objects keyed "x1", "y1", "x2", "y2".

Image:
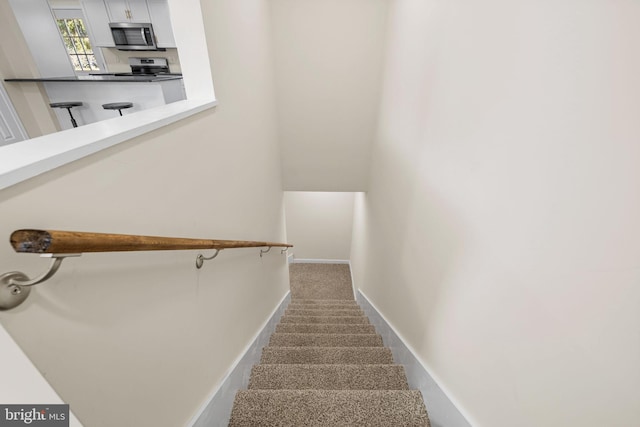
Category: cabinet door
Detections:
[
  {"x1": 104, "y1": 0, "x2": 149, "y2": 22},
  {"x1": 80, "y1": 0, "x2": 114, "y2": 47},
  {"x1": 104, "y1": 0, "x2": 129, "y2": 21},
  {"x1": 8, "y1": 0, "x2": 74, "y2": 77},
  {"x1": 147, "y1": 0, "x2": 175, "y2": 47},
  {"x1": 127, "y1": 0, "x2": 150, "y2": 22}
]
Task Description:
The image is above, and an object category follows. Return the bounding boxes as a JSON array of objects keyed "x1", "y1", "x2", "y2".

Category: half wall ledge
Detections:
[{"x1": 0, "y1": 99, "x2": 217, "y2": 191}]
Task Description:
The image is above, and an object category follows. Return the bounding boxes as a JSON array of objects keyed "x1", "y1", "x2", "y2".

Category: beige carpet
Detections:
[
  {"x1": 289, "y1": 263, "x2": 355, "y2": 300},
  {"x1": 228, "y1": 263, "x2": 430, "y2": 426}
]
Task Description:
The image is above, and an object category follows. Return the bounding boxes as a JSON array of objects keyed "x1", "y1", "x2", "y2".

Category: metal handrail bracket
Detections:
[
  {"x1": 195, "y1": 249, "x2": 221, "y2": 269},
  {"x1": 260, "y1": 246, "x2": 272, "y2": 258},
  {"x1": 0, "y1": 254, "x2": 81, "y2": 310}
]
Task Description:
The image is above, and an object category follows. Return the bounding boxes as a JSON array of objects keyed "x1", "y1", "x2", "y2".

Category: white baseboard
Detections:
[
  {"x1": 291, "y1": 258, "x2": 350, "y2": 264},
  {"x1": 186, "y1": 275, "x2": 472, "y2": 427},
  {"x1": 357, "y1": 289, "x2": 474, "y2": 427},
  {"x1": 187, "y1": 291, "x2": 291, "y2": 427},
  {"x1": 348, "y1": 261, "x2": 357, "y2": 300}
]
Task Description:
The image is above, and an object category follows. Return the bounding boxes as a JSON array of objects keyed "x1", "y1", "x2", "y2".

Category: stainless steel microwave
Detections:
[{"x1": 109, "y1": 22, "x2": 160, "y2": 51}]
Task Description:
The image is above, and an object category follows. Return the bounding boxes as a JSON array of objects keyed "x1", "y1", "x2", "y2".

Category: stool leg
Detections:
[
  {"x1": 118, "y1": 109, "x2": 123, "y2": 116},
  {"x1": 65, "y1": 107, "x2": 78, "y2": 128}
]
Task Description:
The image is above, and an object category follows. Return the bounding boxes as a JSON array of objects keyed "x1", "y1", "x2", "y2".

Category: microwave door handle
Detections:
[{"x1": 141, "y1": 28, "x2": 147, "y2": 45}]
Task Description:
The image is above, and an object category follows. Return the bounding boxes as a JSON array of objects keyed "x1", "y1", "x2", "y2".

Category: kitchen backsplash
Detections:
[{"x1": 101, "y1": 48, "x2": 182, "y2": 74}]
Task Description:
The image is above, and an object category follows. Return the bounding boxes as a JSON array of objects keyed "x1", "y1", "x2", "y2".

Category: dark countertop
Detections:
[{"x1": 5, "y1": 74, "x2": 183, "y2": 83}]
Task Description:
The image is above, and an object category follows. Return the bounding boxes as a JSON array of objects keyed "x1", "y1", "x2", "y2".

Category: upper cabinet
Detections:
[
  {"x1": 8, "y1": 0, "x2": 75, "y2": 77},
  {"x1": 104, "y1": 0, "x2": 150, "y2": 23},
  {"x1": 146, "y1": 0, "x2": 175, "y2": 48},
  {"x1": 81, "y1": 0, "x2": 115, "y2": 47},
  {"x1": 80, "y1": 0, "x2": 175, "y2": 48}
]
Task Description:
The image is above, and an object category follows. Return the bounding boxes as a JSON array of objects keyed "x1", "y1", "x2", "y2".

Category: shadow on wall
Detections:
[{"x1": 357, "y1": 138, "x2": 465, "y2": 358}]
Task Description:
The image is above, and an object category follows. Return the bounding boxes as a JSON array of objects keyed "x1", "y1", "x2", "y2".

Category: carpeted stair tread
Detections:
[
  {"x1": 287, "y1": 306, "x2": 364, "y2": 312},
  {"x1": 248, "y1": 364, "x2": 410, "y2": 390},
  {"x1": 279, "y1": 315, "x2": 370, "y2": 324},
  {"x1": 286, "y1": 308, "x2": 364, "y2": 317},
  {"x1": 269, "y1": 333, "x2": 383, "y2": 347},
  {"x1": 289, "y1": 263, "x2": 355, "y2": 300},
  {"x1": 261, "y1": 347, "x2": 394, "y2": 364},
  {"x1": 291, "y1": 299, "x2": 358, "y2": 305},
  {"x1": 288, "y1": 303, "x2": 362, "y2": 310},
  {"x1": 229, "y1": 389, "x2": 430, "y2": 426},
  {"x1": 228, "y1": 264, "x2": 429, "y2": 425},
  {"x1": 276, "y1": 323, "x2": 377, "y2": 334}
]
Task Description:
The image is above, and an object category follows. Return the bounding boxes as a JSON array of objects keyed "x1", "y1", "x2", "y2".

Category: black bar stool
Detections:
[
  {"x1": 50, "y1": 101, "x2": 83, "y2": 128},
  {"x1": 102, "y1": 102, "x2": 133, "y2": 116}
]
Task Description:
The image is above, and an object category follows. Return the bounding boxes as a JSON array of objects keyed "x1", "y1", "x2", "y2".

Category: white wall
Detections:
[
  {"x1": 271, "y1": 0, "x2": 388, "y2": 192},
  {"x1": 350, "y1": 1, "x2": 640, "y2": 426},
  {"x1": 0, "y1": 1, "x2": 288, "y2": 426},
  {"x1": 284, "y1": 192, "x2": 355, "y2": 261},
  {"x1": 0, "y1": 324, "x2": 83, "y2": 426}
]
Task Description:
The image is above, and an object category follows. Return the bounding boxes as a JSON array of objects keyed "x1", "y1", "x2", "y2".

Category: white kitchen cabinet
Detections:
[
  {"x1": 8, "y1": 0, "x2": 74, "y2": 77},
  {"x1": 146, "y1": 0, "x2": 175, "y2": 48},
  {"x1": 104, "y1": 0, "x2": 150, "y2": 22},
  {"x1": 80, "y1": 0, "x2": 115, "y2": 47},
  {"x1": 75, "y1": 0, "x2": 176, "y2": 49}
]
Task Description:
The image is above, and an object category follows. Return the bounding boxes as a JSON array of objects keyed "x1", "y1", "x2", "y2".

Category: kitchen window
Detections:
[{"x1": 52, "y1": 9, "x2": 106, "y2": 74}]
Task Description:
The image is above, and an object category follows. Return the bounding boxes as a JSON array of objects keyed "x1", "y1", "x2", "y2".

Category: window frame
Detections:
[{"x1": 52, "y1": 8, "x2": 106, "y2": 75}]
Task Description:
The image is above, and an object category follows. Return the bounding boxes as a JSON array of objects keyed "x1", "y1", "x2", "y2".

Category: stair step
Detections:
[
  {"x1": 269, "y1": 333, "x2": 383, "y2": 347},
  {"x1": 229, "y1": 390, "x2": 429, "y2": 426},
  {"x1": 291, "y1": 299, "x2": 358, "y2": 305},
  {"x1": 248, "y1": 364, "x2": 410, "y2": 390},
  {"x1": 279, "y1": 315, "x2": 370, "y2": 325},
  {"x1": 228, "y1": 265, "x2": 430, "y2": 426},
  {"x1": 261, "y1": 347, "x2": 394, "y2": 364},
  {"x1": 286, "y1": 308, "x2": 364, "y2": 317},
  {"x1": 288, "y1": 303, "x2": 362, "y2": 310},
  {"x1": 276, "y1": 323, "x2": 377, "y2": 334}
]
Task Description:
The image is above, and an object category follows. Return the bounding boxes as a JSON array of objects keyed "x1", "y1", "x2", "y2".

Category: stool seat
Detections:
[
  {"x1": 50, "y1": 101, "x2": 83, "y2": 128},
  {"x1": 102, "y1": 102, "x2": 133, "y2": 117},
  {"x1": 102, "y1": 102, "x2": 133, "y2": 110},
  {"x1": 50, "y1": 101, "x2": 83, "y2": 108}
]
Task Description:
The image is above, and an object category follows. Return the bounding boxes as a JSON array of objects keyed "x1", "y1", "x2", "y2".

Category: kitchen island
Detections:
[{"x1": 4, "y1": 75, "x2": 186, "y2": 130}]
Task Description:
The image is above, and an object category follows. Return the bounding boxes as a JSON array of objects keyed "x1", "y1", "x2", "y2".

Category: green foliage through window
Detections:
[{"x1": 56, "y1": 18, "x2": 100, "y2": 72}]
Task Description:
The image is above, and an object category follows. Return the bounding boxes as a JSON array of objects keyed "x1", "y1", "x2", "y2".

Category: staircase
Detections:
[{"x1": 228, "y1": 264, "x2": 430, "y2": 426}]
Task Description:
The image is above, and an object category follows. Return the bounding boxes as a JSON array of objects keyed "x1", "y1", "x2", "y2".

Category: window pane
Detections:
[
  {"x1": 79, "y1": 56, "x2": 91, "y2": 71},
  {"x1": 57, "y1": 20, "x2": 68, "y2": 36},
  {"x1": 73, "y1": 38, "x2": 85, "y2": 54},
  {"x1": 82, "y1": 38, "x2": 93, "y2": 54},
  {"x1": 76, "y1": 19, "x2": 88, "y2": 36},
  {"x1": 70, "y1": 56, "x2": 81, "y2": 71},
  {"x1": 63, "y1": 37, "x2": 75, "y2": 53},
  {"x1": 67, "y1": 19, "x2": 78, "y2": 36},
  {"x1": 88, "y1": 55, "x2": 100, "y2": 71},
  {"x1": 55, "y1": 16, "x2": 100, "y2": 72}
]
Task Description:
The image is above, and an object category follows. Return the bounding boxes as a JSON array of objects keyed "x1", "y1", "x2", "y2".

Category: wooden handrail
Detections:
[
  {"x1": 10, "y1": 229, "x2": 292, "y2": 254},
  {"x1": 1, "y1": 229, "x2": 292, "y2": 310}
]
